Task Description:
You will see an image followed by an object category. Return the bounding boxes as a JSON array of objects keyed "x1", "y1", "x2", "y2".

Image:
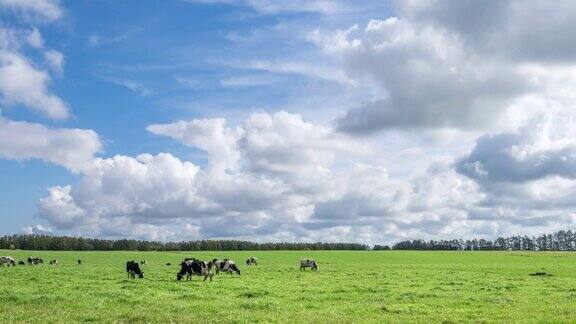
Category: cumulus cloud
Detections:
[
  {"x1": 452, "y1": 107, "x2": 576, "y2": 232},
  {"x1": 148, "y1": 118, "x2": 241, "y2": 173},
  {"x1": 0, "y1": 22, "x2": 68, "y2": 120},
  {"x1": 307, "y1": 1, "x2": 576, "y2": 134},
  {"x1": 458, "y1": 110, "x2": 576, "y2": 184},
  {"x1": 0, "y1": 116, "x2": 101, "y2": 172},
  {"x1": 36, "y1": 111, "x2": 490, "y2": 242},
  {"x1": 0, "y1": 50, "x2": 69, "y2": 119},
  {"x1": 396, "y1": 0, "x2": 576, "y2": 63},
  {"x1": 22, "y1": 224, "x2": 52, "y2": 235}
]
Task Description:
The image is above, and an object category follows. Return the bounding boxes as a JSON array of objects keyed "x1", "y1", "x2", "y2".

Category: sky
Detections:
[{"x1": 2, "y1": 0, "x2": 576, "y2": 244}]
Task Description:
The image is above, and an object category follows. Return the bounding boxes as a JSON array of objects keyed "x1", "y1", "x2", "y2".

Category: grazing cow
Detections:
[
  {"x1": 245, "y1": 257, "x2": 258, "y2": 266},
  {"x1": 78, "y1": 260, "x2": 82, "y2": 265},
  {"x1": 213, "y1": 259, "x2": 241, "y2": 275},
  {"x1": 166, "y1": 263, "x2": 171, "y2": 266},
  {"x1": 0, "y1": 256, "x2": 16, "y2": 267},
  {"x1": 177, "y1": 259, "x2": 214, "y2": 282},
  {"x1": 300, "y1": 258, "x2": 318, "y2": 271},
  {"x1": 27, "y1": 257, "x2": 43, "y2": 265},
  {"x1": 126, "y1": 261, "x2": 144, "y2": 279},
  {"x1": 18, "y1": 261, "x2": 25, "y2": 266},
  {"x1": 49, "y1": 260, "x2": 58, "y2": 265}
]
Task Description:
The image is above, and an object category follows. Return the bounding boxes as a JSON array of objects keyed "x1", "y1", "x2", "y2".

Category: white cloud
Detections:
[
  {"x1": 458, "y1": 108, "x2": 576, "y2": 184},
  {"x1": 44, "y1": 49, "x2": 64, "y2": 74},
  {"x1": 27, "y1": 28, "x2": 43, "y2": 48},
  {"x1": 0, "y1": 48, "x2": 69, "y2": 119},
  {"x1": 0, "y1": 0, "x2": 63, "y2": 22},
  {"x1": 22, "y1": 224, "x2": 52, "y2": 235},
  {"x1": 103, "y1": 77, "x2": 151, "y2": 97},
  {"x1": 37, "y1": 111, "x2": 489, "y2": 242},
  {"x1": 0, "y1": 20, "x2": 68, "y2": 119},
  {"x1": 246, "y1": 60, "x2": 352, "y2": 85},
  {"x1": 220, "y1": 74, "x2": 277, "y2": 88},
  {"x1": 183, "y1": 0, "x2": 345, "y2": 15},
  {"x1": 305, "y1": 1, "x2": 576, "y2": 134},
  {"x1": 313, "y1": 17, "x2": 531, "y2": 133},
  {"x1": 148, "y1": 118, "x2": 242, "y2": 173},
  {"x1": 0, "y1": 116, "x2": 101, "y2": 172}
]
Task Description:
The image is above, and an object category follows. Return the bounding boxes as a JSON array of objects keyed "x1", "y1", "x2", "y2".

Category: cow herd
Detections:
[
  {"x1": 0, "y1": 256, "x2": 59, "y2": 266},
  {"x1": 126, "y1": 257, "x2": 318, "y2": 282},
  {"x1": 1, "y1": 255, "x2": 319, "y2": 282}
]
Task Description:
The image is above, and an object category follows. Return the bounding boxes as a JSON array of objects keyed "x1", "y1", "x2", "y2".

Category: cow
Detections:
[
  {"x1": 245, "y1": 257, "x2": 258, "y2": 266},
  {"x1": 0, "y1": 256, "x2": 16, "y2": 267},
  {"x1": 177, "y1": 259, "x2": 214, "y2": 282},
  {"x1": 27, "y1": 257, "x2": 43, "y2": 265},
  {"x1": 212, "y1": 259, "x2": 241, "y2": 275},
  {"x1": 140, "y1": 260, "x2": 146, "y2": 265},
  {"x1": 166, "y1": 263, "x2": 171, "y2": 266},
  {"x1": 126, "y1": 261, "x2": 144, "y2": 279},
  {"x1": 49, "y1": 260, "x2": 58, "y2": 265},
  {"x1": 300, "y1": 258, "x2": 318, "y2": 271},
  {"x1": 78, "y1": 259, "x2": 82, "y2": 265},
  {"x1": 18, "y1": 261, "x2": 26, "y2": 266}
]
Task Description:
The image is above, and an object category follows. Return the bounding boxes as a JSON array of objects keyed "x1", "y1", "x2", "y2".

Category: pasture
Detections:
[{"x1": 1, "y1": 250, "x2": 576, "y2": 322}]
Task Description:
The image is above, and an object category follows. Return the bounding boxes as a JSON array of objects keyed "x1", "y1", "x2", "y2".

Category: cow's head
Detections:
[{"x1": 138, "y1": 272, "x2": 144, "y2": 279}]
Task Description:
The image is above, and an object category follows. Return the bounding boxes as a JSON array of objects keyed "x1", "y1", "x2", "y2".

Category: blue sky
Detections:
[
  {"x1": 2, "y1": 0, "x2": 576, "y2": 243},
  {"x1": 0, "y1": 0, "x2": 391, "y2": 237}
]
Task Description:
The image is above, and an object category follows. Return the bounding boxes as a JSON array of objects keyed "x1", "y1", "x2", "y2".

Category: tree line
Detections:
[
  {"x1": 391, "y1": 230, "x2": 576, "y2": 251},
  {"x1": 1, "y1": 229, "x2": 576, "y2": 251},
  {"x1": 0, "y1": 234, "x2": 369, "y2": 251}
]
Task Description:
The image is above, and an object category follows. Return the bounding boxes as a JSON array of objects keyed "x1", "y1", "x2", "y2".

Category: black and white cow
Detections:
[
  {"x1": 27, "y1": 257, "x2": 43, "y2": 265},
  {"x1": 49, "y1": 259, "x2": 59, "y2": 265},
  {"x1": 212, "y1": 259, "x2": 241, "y2": 275},
  {"x1": 300, "y1": 258, "x2": 318, "y2": 271},
  {"x1": 0, "y1": 256, "x2": 15, "y2": 267},
  {"x1": 126, "y1": 261, "x2": 144, "y2": 279},
  {"x1": 18, "y1": 261, "x2": 26, "y2": 266},
  {"x1": 166, "y1": 262, "x2": 171, "y2": 266},
  {"x1": 78, "y1": 259, "x2": 82, "y2": 265},
  {"x1": 176, "y1": 259, "x2": 214, "y2": 282},
  {"x1": 245, "y1": 257, "x2": 258, "y2": 266}
]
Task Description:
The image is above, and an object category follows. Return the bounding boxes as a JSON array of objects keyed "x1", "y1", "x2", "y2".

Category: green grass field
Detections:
[{"x1": 1, "y1": 250, "x2": 576, "y2": 322}]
